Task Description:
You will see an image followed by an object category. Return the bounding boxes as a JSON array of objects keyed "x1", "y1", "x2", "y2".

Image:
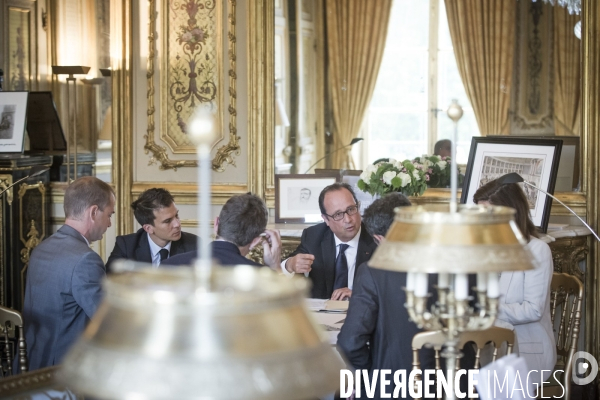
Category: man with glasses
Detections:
[{"x1": 281, "y1": 182, "x2": 377, "y2": 299}]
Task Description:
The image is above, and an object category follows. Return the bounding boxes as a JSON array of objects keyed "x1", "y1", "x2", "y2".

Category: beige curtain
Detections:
[
  {"x1": 553, "y1": 7, "x2": 581, "y2": 136},
  {"x1": 444, "y1": 0, "x2": 516, "y2": 135},
  {"x1": 326, "y1": 0, "x2": 392, "y2": 168}
]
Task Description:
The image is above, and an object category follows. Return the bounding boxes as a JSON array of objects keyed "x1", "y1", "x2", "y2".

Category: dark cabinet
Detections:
[{"x1": 0, "y1": 155, "x2": 51, "y2": 311}]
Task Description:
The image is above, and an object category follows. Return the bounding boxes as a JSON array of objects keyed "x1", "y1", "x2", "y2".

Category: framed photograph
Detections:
[
  {"x1": 275, "y1": 173, "x2": 339, "y2": 223},
  {"x1": 315, "y1": 169, "x2": 375, "y2": 215},
  {"x1": 0, "y1": 91, "x2": 29, "y2": 153},
  {"x1": 495, "y1": 136, "x2": 580, "y2": 192},
  {"x1": 460, "y1": 137, "x2": 562, "y2": 233}
]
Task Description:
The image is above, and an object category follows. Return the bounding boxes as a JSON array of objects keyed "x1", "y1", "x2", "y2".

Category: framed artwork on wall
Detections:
[
  {"x1": 460, "y1": 137, "x2": 562, "y2": 232},
  {"x1": 314, "y1": 169, "x2": 374, "y2": 214},
  {"x1": 0, "y1": 91, "x2": 29, "y2": 153},
  {"x1": 275, "y1": 173, "x2": 339, "y2": 223}
]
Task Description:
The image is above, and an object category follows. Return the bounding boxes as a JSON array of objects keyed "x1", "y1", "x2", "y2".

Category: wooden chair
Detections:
[
  {"x1": 411, "y1": 326, "x2": 515, "y2": 399},
  {"x1": 538, "y1": 272, "x2": 584, "y2": 399},
  {"x1": 0, "y1": 305, "x2": 28, "y2": 376}
]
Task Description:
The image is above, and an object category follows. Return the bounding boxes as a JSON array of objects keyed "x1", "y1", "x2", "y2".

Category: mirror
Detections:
[{"x1": 274, "y1": 0, "x2": 582, "y2": 183}]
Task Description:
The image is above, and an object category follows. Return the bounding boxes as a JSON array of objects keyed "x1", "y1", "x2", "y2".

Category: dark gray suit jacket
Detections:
[
  {"x1": 105, "y1": 228, "x2": 198, "y2": 272},
  {"x1": 287, "y1": 223, "x2": 377, "y2": 299},
  {"x1": 23, "y1": 225, "x2": 105, "y2": 370},
  {"x1": 338, "y1": 263, "x2": 476, "y2": 399}
]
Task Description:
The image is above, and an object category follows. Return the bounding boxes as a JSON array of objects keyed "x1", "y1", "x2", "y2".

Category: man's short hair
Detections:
[
  {"x1": 64, "y1": 176, "x2": 115, "y2": 219},
  {"x1": 318, "y1": 182, "x2": 359, "y2": 215},
  {"x1": 217, "y1": 193, "x2": 268, "y2": 247},
  {"x1": 131, "y1": 188, "x2": 175, "y2": 226},
  {"x1": 362, "y1": 193, "x2": 412, "y2": 236}
]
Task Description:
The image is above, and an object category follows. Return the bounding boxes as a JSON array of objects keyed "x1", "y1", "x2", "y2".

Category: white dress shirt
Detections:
[
  {"x1": 147, "y1": 233, "x2": 172, "y2": 267},
  {"x1": 281, "y1": 228, "x2": 362, "y2": 290}
]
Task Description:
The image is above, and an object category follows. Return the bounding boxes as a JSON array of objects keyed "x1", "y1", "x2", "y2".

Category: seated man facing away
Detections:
[
  {"x1": 338, "y1": 193, "x2": 475, "y2": 399},
  {"x1": 24, "y1": 176, "x2": 115, "y2": 370},
  {"x1": 106, "y1": 188, "x2": 197, "y2": 271},
  {"x1": 164, "y1": 193, "x2": 281, "y2": 270},
  {"x1": 281, "y1": 183, "x2": 377, "y2": 300}
]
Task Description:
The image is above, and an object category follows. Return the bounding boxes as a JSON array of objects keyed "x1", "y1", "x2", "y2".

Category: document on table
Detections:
[{"x1": 305, "y1": 298, "x2": 349, "y2": 312}]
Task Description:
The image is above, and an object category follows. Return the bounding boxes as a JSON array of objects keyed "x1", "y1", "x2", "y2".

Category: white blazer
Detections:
[{"x1": 496, "y1": 236, "x2": 557, "y2": 384}]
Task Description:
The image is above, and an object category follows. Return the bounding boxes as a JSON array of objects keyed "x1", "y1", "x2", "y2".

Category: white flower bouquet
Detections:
[{"x1": 357, "y1": 158, "x2": 428, "y2": 198}]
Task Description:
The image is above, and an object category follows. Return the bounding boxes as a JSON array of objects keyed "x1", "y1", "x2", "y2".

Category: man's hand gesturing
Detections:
[{"x1": 285, "y1": 254, "x2": 314, "y2": 274}]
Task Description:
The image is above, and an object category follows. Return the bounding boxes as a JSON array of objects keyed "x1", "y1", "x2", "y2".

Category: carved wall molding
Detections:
[
  {"x1": 0, "y1": 175, "x2": 13, "y2": 205},
  {"x1": 131, "y1": 182, "x2": 248, "y2": 205},
  {"x1": 145, "y1": 0, "x2": 239, "y2": 171},
  {"x1": 18, "y1": 182, "x2": 46, "y2": 305},
  {"x1": 548, "y1": 236, "x2": 588, "y2": 282},
  {"x1": 510, "y1": 0, "x2": 555, "y2": 135},
  {"x1": 212, "y1": 0, "x2": 241, "y2": 172}
]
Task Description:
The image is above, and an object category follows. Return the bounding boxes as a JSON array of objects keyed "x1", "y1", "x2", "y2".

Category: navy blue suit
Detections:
[
  {"x1": 162, "y1": 241, "x2": 263, "y2": 267},
  {"x1": 23, "y1": 225, "x2": 105, "y2": 370},
  {"x1": 287, "y1": 223, "x2": 377, "y2": 299},
  {"x1": 105, "y1": 228, "x2": 198, "y2": 272}
]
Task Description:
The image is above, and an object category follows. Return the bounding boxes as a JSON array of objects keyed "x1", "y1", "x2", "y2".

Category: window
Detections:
[{"x1": 362, "y1": 0, "x2": 479, "y2": 166}]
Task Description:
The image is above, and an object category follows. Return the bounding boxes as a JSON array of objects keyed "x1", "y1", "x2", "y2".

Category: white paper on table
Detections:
[
  {"x1": 305, "y1": 298, "x2": 328, "y2": 311},
  {"x1": 304, "y1": 298, "x2": 349, "y2": 312},
  {"x1": 476, "y1": 353, "x2": 535, "y2": 400}
]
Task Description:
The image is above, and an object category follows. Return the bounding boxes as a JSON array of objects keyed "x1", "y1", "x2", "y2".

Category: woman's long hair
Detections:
[{"x1": 473, "y1": 179, "x2": 537, "y2": 241}]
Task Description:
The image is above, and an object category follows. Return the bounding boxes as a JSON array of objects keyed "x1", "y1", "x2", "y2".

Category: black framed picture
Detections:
[
  {"x1": 460, "y1": 137, "x2": 563, "y2": 232},
  {"x1": 0, "y1": 91, "x2": 29, "y2": 153}
]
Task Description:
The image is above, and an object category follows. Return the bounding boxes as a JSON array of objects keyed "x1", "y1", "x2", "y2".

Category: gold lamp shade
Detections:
[
  {"x1": 59, "y1": 263, "x2": 344, "y2": 399},
  {"x1": 369, "y1": 204, "x2": 535, "y2": 273}
]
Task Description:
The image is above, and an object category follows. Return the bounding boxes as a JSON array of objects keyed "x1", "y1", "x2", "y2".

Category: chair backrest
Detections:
[
  {"x1": 0, "y1": 305, "x2": 28, "y2": 376},
  {"x1": 549, "y1": 272, "x2": 583, "y2": 398},
  {"x1": 411, "y1": 327, "x2": 515, "y2": 399}
]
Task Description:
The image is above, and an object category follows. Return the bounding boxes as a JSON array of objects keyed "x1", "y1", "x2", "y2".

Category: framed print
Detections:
[
  {"x1": 495, "y1": 135, "x2": 580, "y2": 192},
  {"x1": 0, "y1": 91, "x2": 28, "y2": 153},
  {"x1": 315, "y1": 169, "x2": 374, "y2": 215},
  {"x1": 460, "y1": 137, "x2": 562, "y2": 232},
  {"x1": 275, "y1": 173, "x2": 339, "y2": 223}
]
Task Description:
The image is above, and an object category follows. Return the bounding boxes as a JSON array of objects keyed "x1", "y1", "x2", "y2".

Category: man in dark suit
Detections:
[
  {"x1": 23, "y1": 176, "x2": 115, "y2": 370},
  {"x1": 163, "y1": 193, "x2": 281, "y2": 269},
  {"x1": 282, "y1": 182, "x2": 377, "y2": 299},
  {"x1": 338, "y1": 193, "x2": 475, "y2": 399},
  {"x1": 105, "y1": 188, "x2": 197, "y2": 272}
]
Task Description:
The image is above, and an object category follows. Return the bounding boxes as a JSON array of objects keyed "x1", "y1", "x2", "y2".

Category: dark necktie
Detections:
[
  {"x1": 333, "y1": 244, "x2": 350, "y2": 290},
  {"x1": 159, "y1": 248, "x2": 169, "y2": 263}
]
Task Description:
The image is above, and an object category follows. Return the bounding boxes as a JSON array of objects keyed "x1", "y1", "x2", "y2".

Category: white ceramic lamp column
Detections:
[{"x1": 188, "y1": 108, "x2": 216, "y2": 275}]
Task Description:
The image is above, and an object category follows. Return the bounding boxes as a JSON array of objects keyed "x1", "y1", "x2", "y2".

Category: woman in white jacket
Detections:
[{"x1": 474, "y1": 179, "x2": 557, "y2": 385}]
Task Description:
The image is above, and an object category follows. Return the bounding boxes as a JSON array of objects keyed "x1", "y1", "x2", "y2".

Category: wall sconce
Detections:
[{"x1": 51, "y1": 66, "x2": 91, "y2": 183}]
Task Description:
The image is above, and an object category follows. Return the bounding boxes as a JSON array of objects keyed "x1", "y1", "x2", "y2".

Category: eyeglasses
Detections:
[{"x1": 324, "y1": 204, "x2": 360, "y2": 221}]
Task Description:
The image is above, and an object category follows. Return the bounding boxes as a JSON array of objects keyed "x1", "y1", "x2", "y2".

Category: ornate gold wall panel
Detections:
[
  {"x1": 247, "y1": 0, "x2": 275, "y2": 204},
  {"x1": 510, "y1": 1, "x2": 554, "y2": 134},
  {"x1": 112, "y1": 0, "x2": 133, "y2": 235},
  {"x1": 160, "y1": 0, "x2": 224, "y2": 154},
  {"x1": 212, "y1": 0, "x2": 241, "y2": 172},
  {"x1": 131, "y1": 182, "x2": 247, "y2": 205},
  {"x1": 582, "y1": 0, "x2": 600, "y2": 362},
  {"x1": 145, "y1": 0, "x2": 240, "y2": 171}
]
